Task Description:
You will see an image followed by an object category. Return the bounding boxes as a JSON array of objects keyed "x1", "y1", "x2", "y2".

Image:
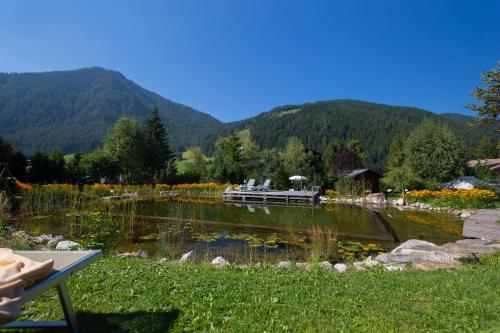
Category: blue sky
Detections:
[{"x1": 1, "y1": 0, "x2": 499, "y2": 122}]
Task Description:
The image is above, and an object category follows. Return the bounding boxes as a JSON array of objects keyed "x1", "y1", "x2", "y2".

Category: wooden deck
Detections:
[
  {"x1": 223, "y1": 190, "x2": 320, "y2": 204},
  {"x1": 463, "y1": 209, "x2": 500, "y2": 241}
]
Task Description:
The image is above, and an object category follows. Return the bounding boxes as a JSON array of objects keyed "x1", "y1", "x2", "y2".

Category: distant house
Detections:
[
  {"x1": 346, "y1": 168, "x2": 381, "y2": 193},
  {"x1": 467, "y1": 159, "x2": 500, "y2": 175}
]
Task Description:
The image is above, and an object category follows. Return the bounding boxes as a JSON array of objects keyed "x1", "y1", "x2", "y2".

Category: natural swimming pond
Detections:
[{"x1": 10, "y1": 197, "x2": 463, "y2": 262}]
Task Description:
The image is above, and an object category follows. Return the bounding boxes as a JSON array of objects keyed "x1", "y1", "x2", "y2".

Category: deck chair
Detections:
[
  {"x1": 2, "y1": 250, "x2": 102, "y2": 333},
  {"x1": 237, "y1": 179, "x2": 256, "y2": 192},
  {"x1": 256, "y1": 179, "x2": 271, "y2": 191}
]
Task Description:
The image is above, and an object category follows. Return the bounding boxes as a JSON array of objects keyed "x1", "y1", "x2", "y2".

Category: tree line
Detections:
[{"x1": 1, "y1": 63, "x2": 498, "y2": 190}]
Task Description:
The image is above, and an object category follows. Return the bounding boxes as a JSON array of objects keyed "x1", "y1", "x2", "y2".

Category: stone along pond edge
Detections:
[{"x1": 115, "y1": 238, "x2": 500, "y2": 272}]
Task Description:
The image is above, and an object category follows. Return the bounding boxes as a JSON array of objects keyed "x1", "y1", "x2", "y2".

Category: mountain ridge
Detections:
[
  {"x1": 0, "y1": 67, "x2": 490, "y2": 171},
  {"x1": 0, "y1": 67, "x2": 223, "y2": 154}
]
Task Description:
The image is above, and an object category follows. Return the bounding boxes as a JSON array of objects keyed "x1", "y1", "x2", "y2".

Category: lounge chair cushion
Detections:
[{"x1": 0, "y1": 249, "x2": 54, "y2": 325}]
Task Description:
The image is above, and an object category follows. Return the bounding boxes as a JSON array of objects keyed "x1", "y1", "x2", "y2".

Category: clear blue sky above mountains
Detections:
[{"x1": 1, "y1": 0, "x2": 499, "y2": 122}]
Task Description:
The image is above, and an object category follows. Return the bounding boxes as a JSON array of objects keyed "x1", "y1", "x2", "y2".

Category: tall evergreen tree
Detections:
[
  {"x1": 143, "y1": 107, "x2": 173, "y2": 179},
  {"x1": 473, "y1": 135, "x2": 499, "y2": 159},
  {"x1": 0, "y1": 135, "x2": 27, "y2": 180},
  {"x1": 386, "y1": 135, "x2": 407, "y2": 170},
  {"x1": 466, "y1": 62, "x2": 500, "y2": 130}
]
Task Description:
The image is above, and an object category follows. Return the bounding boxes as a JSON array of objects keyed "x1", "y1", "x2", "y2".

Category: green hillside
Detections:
[
  {"x1": 227, "y1": 100, "x2": 492, "y2": 171},
  {"x1": 0, "y1": 67, "x2": 223, "y2": 154},
  {"x1": 0, "y1": 67, "x2": 493, "y2": 171}
]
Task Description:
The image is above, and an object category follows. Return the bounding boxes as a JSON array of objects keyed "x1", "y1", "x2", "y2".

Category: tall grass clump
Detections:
[{"x1": 308, "y1": 226, "x2": 338, "y2": 264}]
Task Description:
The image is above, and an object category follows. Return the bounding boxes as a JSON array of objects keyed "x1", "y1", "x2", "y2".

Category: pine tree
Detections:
[
  {"x1": 143, "y1": 107, "x2": 173, "y2": 178},
  {"x1": 466, "y1": 62, "x2": 500, "y2": 130}
]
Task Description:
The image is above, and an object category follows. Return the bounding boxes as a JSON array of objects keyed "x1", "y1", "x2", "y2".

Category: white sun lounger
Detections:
[{"x1": 1, "y1": 250, "x2": 102, "y2": 333}]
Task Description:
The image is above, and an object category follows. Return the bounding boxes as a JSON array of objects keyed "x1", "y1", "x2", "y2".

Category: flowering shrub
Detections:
[
  {"x1": 171, "y1": 182, "x2": 232, "y2": 193},
  {"x1": 325, "y1": 189, "x2": 339, "y2": 197},
  {"x1": 407, "y1": 188, "x2": 497, "y2": 209},
  {"x1": 37, "y1": 182, "x2": 236, "y2": 197}
]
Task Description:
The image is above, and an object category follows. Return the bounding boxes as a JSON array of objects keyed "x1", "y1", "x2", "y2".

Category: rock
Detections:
[
  {"x1": 391, "y1": 239, "x2": 442, "y2": 253},
  {"x1": 296, "y1": 262, "x2": 312, "y2": 270},
  {"x1": 56, "y1": 240, "x2": 80, "y2": 251},
  {"x1": 362, "y1": 256, "x2": 379, "y2": 268},
  {"x1": 333, "y1": 263, "x2": 347, "y2": 273},
  {"x1": 384, "y1": 264, "x2": 404, "y2": 271},
  {"x1": 395, "y1": 198, "x2": 405, "y2": 206},
  {"x1": 412, "y1": 259, "x2": 463, "y2": 271},
  {"x1": 353, "y1": 262, "x2": 365, "y2": 271},
  {"x1": 33, "y1": 233, "x2": 53, "y2": 244},
  {"x1": 115, "y1": 252, "x2": 136, "y2": 258},
  {"x1": 377, "y1": 250, "x2": 459, "y2": 265},
  {"x1": 376, "y1": 237, "x2": 484, "y2": 269},
  {"x1": 319, "y1": 261, "x2": 334, "y2": 270},
  {"x1": 12, "y1": 230, "x2": 28, "y2": 239},
  {"x1": 159, "y1": 258, "x2": 168, "y2": 264},
  {"x1": 180, "y1": 251, "x2": 195, "y2": 263},
  {"x1": 276, "y1": 261, "x2": 291, "y2": 269},
  {"x1": 115, "y1": 249, "x2": 148, "y2": 259},
  {"x1": 137, "y1": 249, "x2": 149, "y2": 259},
  {"x1": 456, "y1": 239, "x2": 491, "y2": 246},
  {"x1": 211, "y1": 256, "x2": 229, "y2": 267},
  {"x1": 239, "y1": 264, "x2": 250, "y2": 269},
  {"x1": 440, "y1": 243, "x2": 475, "y2": 259},
  {"x1": 376, "y1": 253, "x2": 412, "y2": 264},
  {"x1": 47, "y1": 235, "x2": 64, "y2": 247},
  {"x1": 366, "y1": 193, "x2": 386, "y2": 204},
  {"x1": 460, "y1": 210, "x2": 471, "y2": 218},
  {"x1": 451, "y1": 239, "x2": 499, "y2": 255}
]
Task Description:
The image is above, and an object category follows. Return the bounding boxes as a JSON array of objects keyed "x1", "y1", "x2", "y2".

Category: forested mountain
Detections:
[
  {"x1": 226, "y1": 100, "x2": 491, "y2": 171},
  {"x1": 0, "y1": 67, "x2": 223, "y2": 154},
  {"x1": 0, "y1": 67, "x2": 492, "y2": 172}
]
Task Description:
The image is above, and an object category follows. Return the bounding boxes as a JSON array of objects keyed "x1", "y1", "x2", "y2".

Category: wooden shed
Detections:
[{"x1": 346, "y1": 168, "x2": 381, "y2": 193}]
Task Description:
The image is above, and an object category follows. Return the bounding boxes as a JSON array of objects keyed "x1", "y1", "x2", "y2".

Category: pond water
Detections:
[{"x1": 10, "y1": 197, "x2": 464, "y2": 263}]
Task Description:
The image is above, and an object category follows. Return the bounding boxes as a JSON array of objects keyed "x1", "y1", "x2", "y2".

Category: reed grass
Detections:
[{"x1": 308, "y1": 226, "x2": 338, "y2": 264}]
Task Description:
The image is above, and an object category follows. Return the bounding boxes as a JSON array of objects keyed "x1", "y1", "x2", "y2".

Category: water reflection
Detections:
[{"x1": 10, "y1": 198, "x2": 463, "y2": 263}]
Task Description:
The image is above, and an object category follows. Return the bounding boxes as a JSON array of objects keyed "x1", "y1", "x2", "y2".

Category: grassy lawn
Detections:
[{"x1": 21, "y1": 255, "x2": 500, "y2": 332}]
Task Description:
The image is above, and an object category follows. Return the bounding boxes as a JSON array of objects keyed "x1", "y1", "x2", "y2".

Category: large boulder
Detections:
[
  {"x1": 377, "y1": 239, "x2": 475, "y2": 268},
  {"x1": 392, "y1": 239, "x2": 442, "y2": 253}
]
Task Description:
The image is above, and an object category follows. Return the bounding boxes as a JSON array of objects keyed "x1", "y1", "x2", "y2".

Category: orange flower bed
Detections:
[
  {"x1": 407, "y1": 188, "x2": 497, "y2": 209},
  {"x1": 407, "y1": 188, "x2": 496, "y2": 200}
]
